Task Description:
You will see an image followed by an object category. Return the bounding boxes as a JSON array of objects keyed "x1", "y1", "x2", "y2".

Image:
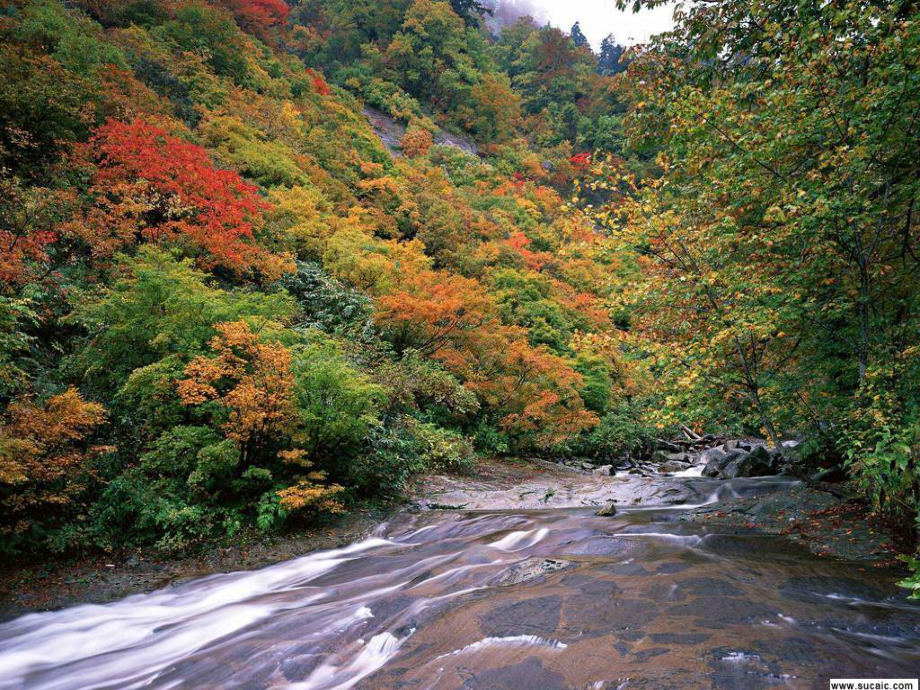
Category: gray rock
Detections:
[
  {"x1": 496, "y1": 558, "x2": 573, "y2": 586},
  {"x1": 658, "y1": 460, "x2": 691, "y2": 474},
  {"x1": 592, "y1": 465, "x2": 614, "y2": 476},
  {"x1": 595, "y1": 500, "x2": 618, "y2": 516},
  {"x1": 722, "y1": 445, "x2": 777, "y2": 478},
  {"x1": 703, "y1": 449, "x2": 741, "y2": 477},
  {"x1": 652, "y1": 450, "x2": 690, "y2": 464},
  {"x1": 738, "y1": 438, "x2": 768, "y2": 452},
  {"x1": 613, "y1": 456, "x2": 634, "y2": 470},
  {"x1": 656, "y1": 440, "x2": 683, "y2": 453},
  {"x1": 700, "y1": 447, "x2": 728, "y2": 464}
]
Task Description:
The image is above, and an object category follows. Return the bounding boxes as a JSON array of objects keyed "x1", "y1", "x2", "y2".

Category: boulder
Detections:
[
  {"x1": 738, "y1": 438, "x2": 768, "y2": 452},
  {"x1": 592, "y1": 465, "x2": 614, "y2": 476},
  {"x1": 721, "y1": 445, "x2": 777, "y2": 478},
  {"x1": 656, "y1": 440, "x2": 683, "y2": 453},
  {"x1": 658, "y1": 460, "x2": 691, "y2": 474},
  {"x1": 496, "y1": 558, "x2": 573, "y2": 586},
  {"x1": 700, "y1": 447, "x2": 728, "y2": 464},
  {"x1": 613, "y1": 455, "x2": 634, "y2": 470},
  {"x1": 703, "y1": 449, "x2": 739, "y2": 477},
  {"x1": 651, "y1": 450, "x2": 691, "y2": 465},
  {"x1": 595, "y1": 500, "x2": 618, "y2": 516}
]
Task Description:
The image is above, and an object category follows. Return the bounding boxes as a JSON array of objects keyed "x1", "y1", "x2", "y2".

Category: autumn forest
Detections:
[{"x1": 1, "y1": 0, "x2": 919, "y2": 595}]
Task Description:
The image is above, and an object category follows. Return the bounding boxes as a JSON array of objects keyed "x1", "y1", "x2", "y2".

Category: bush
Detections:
[
  {"x1": 841, "y1": 383, "x2": 920, "y2": 534},
  {"x1": 564, "y1": 401, "x2": 654, "y2": 459},
  {"x1": 290, "y1": 334, "x2": 384, "y2": 466},
  {"x1": 900, "y1": 557, "x2": 920, "y2": 600},
  {"x1": 351, "y1": 417, "x2": 475, "y2": 499},
  {"x1": 280, "y1": 262, "x2": 373, "y2": 335},
  {"x1": 413, "y1": 421, "x2": 475, "y2": 474}
]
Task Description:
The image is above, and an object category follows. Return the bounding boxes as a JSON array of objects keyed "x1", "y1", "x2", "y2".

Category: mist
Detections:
[{"x1": 483, "y1": 0, "x2": 550, "y2": 32}]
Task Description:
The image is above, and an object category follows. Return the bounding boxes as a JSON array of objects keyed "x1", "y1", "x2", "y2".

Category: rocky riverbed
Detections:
[
  {"x1": 0, "y1": 453, "x2": 901, "y2": 625},
  {"x1": 0, "y1": 457, "x2": 916, "y2": 690}
]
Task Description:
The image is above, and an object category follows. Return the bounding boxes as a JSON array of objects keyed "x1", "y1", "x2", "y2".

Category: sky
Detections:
[{"x1": 489, "y1": 0, "x2": 676, "y2": 48}]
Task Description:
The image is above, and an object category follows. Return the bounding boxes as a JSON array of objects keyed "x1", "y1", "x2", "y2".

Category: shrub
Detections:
[
  {"x1": 564, "y1": 401, "x2": 654, "y2": 459},
  {"x1": 0, "y1": 388, "x2": 109, "y2": 554},
  {"x1": 412, "y1": 421, "x2": 475, "y2": 473}
]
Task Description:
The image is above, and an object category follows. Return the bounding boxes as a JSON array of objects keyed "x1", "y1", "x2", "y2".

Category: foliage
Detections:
[
  {"x1": 0, "y1": 388, "x2": 108, "y2": 553},
  {"x1": 592, "y1": 0, "x2": 920, "y2": 539},
  {"x1": 82, "y1": 118, "x2": 290, "y2": 279},
  {"x1": 73, "y1": 247, "x2": 294, "y2": 396},
  {"x1": 19, "y1": 0, "x2": 920, "y2": 562}
]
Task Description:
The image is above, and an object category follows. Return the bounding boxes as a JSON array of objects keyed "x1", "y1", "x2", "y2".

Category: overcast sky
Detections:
[{"x1": 492, "y1": 0, "x2": 676, "y2": 48}]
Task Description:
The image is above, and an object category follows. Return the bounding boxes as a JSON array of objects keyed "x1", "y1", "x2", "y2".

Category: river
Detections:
[{"x1": 0, "y1": 474, "x2": 918, "y2": 689}]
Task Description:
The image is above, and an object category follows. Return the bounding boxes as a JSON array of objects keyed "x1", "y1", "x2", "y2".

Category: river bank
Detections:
[
  {"x1": 0, "y1": 509, "x2": 390, "y2": 623},
  {"x1": 0, "y1": 457, "x2": 905, "y2": 624}
]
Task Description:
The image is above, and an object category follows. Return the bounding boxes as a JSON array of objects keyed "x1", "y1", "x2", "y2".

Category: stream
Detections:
[{"x1": 0, "y1": 475, "x2": 918, "y2": 689}]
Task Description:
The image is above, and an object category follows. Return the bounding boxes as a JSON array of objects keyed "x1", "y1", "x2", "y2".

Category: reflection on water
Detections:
[{"x1": 0, "y1": 476, "x2": 918, "y2": 689}]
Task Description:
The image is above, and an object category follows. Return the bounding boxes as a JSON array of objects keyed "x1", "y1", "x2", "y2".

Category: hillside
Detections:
[
  {"x1": 1, "y1": 0, "x2": 919, "y2": 596},
  {"x1": 0, "y1": 0, "x2": 640, "y2": 557}
]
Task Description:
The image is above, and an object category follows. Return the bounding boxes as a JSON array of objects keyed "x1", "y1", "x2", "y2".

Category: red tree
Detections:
[
  {"x1": 218, "y1": 0, "x2": 290, "y2": 42},
  {"x1": 81, "y1": 119, "x2": 287, "y2": 278}
]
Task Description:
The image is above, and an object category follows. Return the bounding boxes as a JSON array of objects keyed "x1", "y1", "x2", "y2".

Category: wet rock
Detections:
[
  {"x1": 630, "y1": 647, "x2": 670, "y2": 663},
  {"x1": 465, "y1": 657, "x2": 567, "y2": 690},
  {"x1": 778, "y1": 576, "x2": 894, "y2": 603},
  {"x1": 592, "y1": 464, "x2": 613, "y2": 476},
  {"x1": 603, "y1": 562, "x2": 652, "y2": 576},
  {"x1": 495, "y1": 558, "x2": 574, "y2": 587},
  {"x1": 563, "y1": 597, "x2": 659, "y2": 637},
  {"x1": 703, "y1": 449, "x2": 741, "y2": 477},
  {"x1": 669, "y1": 596, "x2": 772, "y2": 624},
  {"x1": 659, "y1": 460, "x2": 691, "y2": 474},
  {"x1": 656, "y1": 561, "x2": 693, "y2": 574},
  {"x1": 722, "y1": 446, "x2": 777, "y2": 479},
  {"x1": 596, "y1": 500, "x2": 618, "y2": 516},
  {"x1": 677, "y1": 577, "x2": 742, "y2": 596},
  {"x1": 479, "y1": 595, "x2": 562, "y2": 637},
  {"x1": 652, "y1": 450, "x2": 690, "y2": 464},
  {"x1": 613, "y1": 455, "x2": 634, "y2": 470},
  {"x1": 651, "y1": 632, "x2": 711, "y2": 645}
]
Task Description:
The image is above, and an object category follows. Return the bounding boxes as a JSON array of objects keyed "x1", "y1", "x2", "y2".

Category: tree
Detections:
[
  {"x1": 1, "y1": 388, "x2": 108, "y2": 552},
  {"x1": 374, "y1": 270, "x2": 496, "y2": 358},
  {"x1": 0, "y1": 177, "x2": 77, "y2": 291},
  {"x1": 0, "y1": 43, "x2": 96, "y2": 182},
  {"x1": 178, "y1": 320, "x2": 296, "y2": 458},
  {"x1": 79, "y1": 118, "x2": 290, "y2": 279},
  {"x1": 597, "y1": 34, "x2": 625, "y2": 75},
  {"x1": 217, "y1": 0, "x2": 290, "y2": 43},
  {"x1": 612, "y1": 0, "x2": 920, "y2": 524},
  {"x1": 450, "y1": 0, "x2": 491, "y2": 27},
  {"x1": 73, "y1": 247, "x2": 295, "y2": 396},
  {"x1": 570, "y1": 22, "x2": 589, "y2": 49}
]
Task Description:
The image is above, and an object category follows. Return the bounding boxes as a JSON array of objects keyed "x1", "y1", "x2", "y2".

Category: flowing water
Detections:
[{"x1": 1, "y1": 476, "x2": 918, "y2": 690}]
